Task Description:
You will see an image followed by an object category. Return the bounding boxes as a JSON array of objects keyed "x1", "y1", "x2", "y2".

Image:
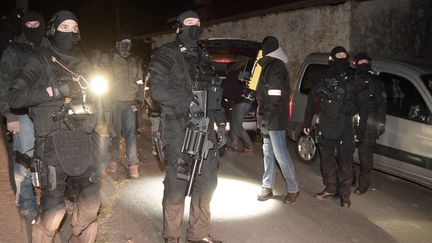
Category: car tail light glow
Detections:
[
  {"x1": 289, "y1": 96, "x2": 293, "y2": 121},
  {"x1": 213, "y1": 58, "x2": 236, "y2": 63}
]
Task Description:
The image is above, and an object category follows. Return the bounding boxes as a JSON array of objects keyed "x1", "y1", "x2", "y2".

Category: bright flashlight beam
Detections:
[
  {"x1": 119, "y1": 176, "x2": 278, "y2": 220},
  {"x1": 89, "y1": 75, "x2": 108, "y2": 95},
  {"x1": 211, "y1": 177, "x2": 278, "y2": 219}
]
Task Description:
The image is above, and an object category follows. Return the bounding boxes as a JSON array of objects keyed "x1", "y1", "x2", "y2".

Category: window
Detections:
[
  {"x1": 300, "y1": 64, "x2": 328, "y2": 94},
  {"x1": 380, "y1": 72, "x2": 432, "y2": 124}
]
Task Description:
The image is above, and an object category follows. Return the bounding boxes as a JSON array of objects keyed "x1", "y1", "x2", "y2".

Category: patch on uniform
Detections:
[{"x1": 268, "y1": 89, "x2": 281, "y2": 96}]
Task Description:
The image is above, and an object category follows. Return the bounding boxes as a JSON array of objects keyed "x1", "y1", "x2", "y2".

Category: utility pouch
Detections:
[
  {"x1": 52, "y1": 130, "x2": 92, "y2": 176},
  {"x1": 39, "y1": 162, "x2": 57, "y2": 191},
  {"x1": 30, "y1": 106, "x2": 61, "y2": 137}
]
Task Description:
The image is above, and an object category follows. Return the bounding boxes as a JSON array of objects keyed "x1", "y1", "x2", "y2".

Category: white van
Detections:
[{"x1": 288, "y1": 53, "x2": 432, "y2": 189}]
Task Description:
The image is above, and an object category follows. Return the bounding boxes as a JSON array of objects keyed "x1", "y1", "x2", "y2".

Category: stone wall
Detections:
[
  {"x1": 149, "y1": 0, "x2": 431, "y2": 78},
  {"x1": 350, "y1": 0, "x2": 432, "y2": 60},
  {"x1": 150, "y1": 2, "x2": 352, "y2": 79}
]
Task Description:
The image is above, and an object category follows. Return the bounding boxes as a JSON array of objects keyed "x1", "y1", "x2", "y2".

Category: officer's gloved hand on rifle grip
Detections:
[{"x1": 189, "y1": 100, "x2": 204, "y2": 119}]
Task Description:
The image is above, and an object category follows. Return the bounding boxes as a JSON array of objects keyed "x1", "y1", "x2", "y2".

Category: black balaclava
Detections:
[
  {"x1": 330, "y1": 45, "x2": 349, "y2": 73},
  {"x1": 262, "y1": 36, "x2": 279, "y2": 56},
  {"x1": 116, "y1": 33, "x2": 132, "y2": 58},
  {"x1": 22, "y1": 11, "x2": 45, "y2": 47},
  {"x1": 353, "y1": 52, "x2": 372, "y2": 73},
  {"x1": 51, "y1": 10, "x2": 80, "y2": 52},
  {"x1": 176, "y1": 10, "x2": 201, "y2": 48}
]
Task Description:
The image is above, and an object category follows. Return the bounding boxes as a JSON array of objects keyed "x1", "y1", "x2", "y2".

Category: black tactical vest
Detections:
[{"x1": 315, "y1": 70, "x2": 353, "y2": 139}]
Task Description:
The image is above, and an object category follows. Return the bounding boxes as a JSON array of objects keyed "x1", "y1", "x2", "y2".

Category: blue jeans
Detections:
[
  {"x1": 111, "y1": 100, "x2": 139, "y2": 165},
  {"x1": 12, "y1": 114, "x2": 37, "y2": 217},
  {"x1": 230, "y1": 102, "x2": 253, "y2": 150},
  {"x1": 261, "y1": 130, "x2": 298, "y2": 193}
]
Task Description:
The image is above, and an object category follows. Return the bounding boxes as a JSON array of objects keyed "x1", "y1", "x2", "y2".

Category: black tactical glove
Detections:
[
  {"x1": 260, "y1": 119, "x2": 269, "y2": 135},
  {"x1": 132, "y1": 99, "x2": 144, "y2": 107},
  {"x1": 189, "y1": 101, "x2": 204, "y2": 119},
  {"x1": 52, "y1": 82, "x2": 71, "y2": 99},
  {"x1": 52, "y1": 81, "x2": 81, "y2": 99},
  {"x1": 375, "y1": 123, "x2": 385, "y2": 137},
  {"x1": 217, "y1": 125, "x2": 228, "y2": 148}
]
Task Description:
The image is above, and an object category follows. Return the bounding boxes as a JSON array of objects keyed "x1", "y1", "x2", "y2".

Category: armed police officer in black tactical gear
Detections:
[
  {"x1": 351, "y1": 52, "x2": 387, "y2": 195},
  {"x1": 0, "y1": 11, "x2": 49, "y2": 220},
  {"x1": 148, "y1": 10, "x2": 225, "y2": 243},
  {"x1": 6, "y1": 10, "x2": 101, "y2": 242},
  {"x1": 303, "y1": 46, "x2": 368, "y2": 207}
]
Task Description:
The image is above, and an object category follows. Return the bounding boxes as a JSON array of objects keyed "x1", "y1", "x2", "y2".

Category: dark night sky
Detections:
[{"x1": 2, "y1": 0, "x2": 298, "y2": 57}]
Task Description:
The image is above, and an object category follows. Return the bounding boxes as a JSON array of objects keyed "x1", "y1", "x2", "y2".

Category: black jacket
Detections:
[
  {"x1": 148, "y1": 41, "x2": 226, "y2": 132},
  {"x1": 256, "y1": 56, "x2": 290, "y2": 130},
  {"x1": 0, "y1": 34, "x2": 50, "y2": 122},
  {"x1": 7, "y1": 44, "x2": 93, "y2": 136},
  {"x1": 303, "y1": 66, "x2": 368, "y2": 140},
  {"x1": 353, "y1": 70, "x2": 387, "y2": 130}
]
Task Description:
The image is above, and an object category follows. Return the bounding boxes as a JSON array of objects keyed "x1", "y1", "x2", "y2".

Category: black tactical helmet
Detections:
[
  {"x1": 174, "y1": 10, "x2": 200, "y2": 34},
  {"x1": 329, "y1": 45, "x2": 348, "y2": 61},
  {"x1": 46, "y1": 10, "x2": 78, "y2": 37},
  {"x1": 353, "y1": 52, "x2": 371, "y2": 65}
]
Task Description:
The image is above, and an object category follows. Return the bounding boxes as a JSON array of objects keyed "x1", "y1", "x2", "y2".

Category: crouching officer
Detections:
[
  {"x1": 303, "y1": 46, "x2": 368, "y2": 207},
  {"x1": 148, "y1": 10, "x2": 225, "y2": 243},
  {"x1": 7, "y1": 11, "x2": 100, "y2": 242},
  {"x1": 352, "y1": 52, "x2": 387, "y2": 194}
]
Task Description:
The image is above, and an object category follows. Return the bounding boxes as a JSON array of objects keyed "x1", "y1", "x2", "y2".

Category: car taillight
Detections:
[{"x1": 289, "y1": 96, "x2": 293, "y2": 121}]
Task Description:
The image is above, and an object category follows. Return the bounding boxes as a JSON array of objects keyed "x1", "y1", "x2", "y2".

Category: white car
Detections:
[{"x1": 288, "y1": 53, "x2": 432, "y2": 189}]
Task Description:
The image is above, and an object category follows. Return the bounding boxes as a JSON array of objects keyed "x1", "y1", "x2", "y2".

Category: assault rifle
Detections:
[
  {"x1": 14, "y1": 151, "x2": 41, "y2": 187},
  {"x1": 177, "y1": 91, "x2": 214, "y2": 197}
]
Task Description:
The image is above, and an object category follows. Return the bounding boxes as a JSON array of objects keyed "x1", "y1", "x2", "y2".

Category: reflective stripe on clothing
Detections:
[{"x1": 268, "y1": 89, "x2": 281, "y2": 96}]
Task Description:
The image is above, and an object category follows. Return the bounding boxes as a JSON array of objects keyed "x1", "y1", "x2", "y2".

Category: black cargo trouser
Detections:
[
  {"x1": 161, "y1": 113, "x2": 218, "y2": 240},
  {"x1": 318, "y1": 131, "x2": 355, "y2": 201},
  {"x1": 356, "y1": 130, "x2": 376, "y2": 190},
  {"x1": 32, "y1": 135, "x2": 100, "y2": 243}
]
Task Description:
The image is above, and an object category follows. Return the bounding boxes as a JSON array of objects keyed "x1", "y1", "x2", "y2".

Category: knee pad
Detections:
[
  {"x1": 37, "y1": 203, "x2": 66, "y2": 232},
  {"x1": 70, "y1": 221, "x2": 98, "y2": 243},
  {"x1": 32, "y1": 223, "x2": 56, "y2": 243},
  {"x1": 32, "y1": 203, "x2": 66, "y2": 243}
]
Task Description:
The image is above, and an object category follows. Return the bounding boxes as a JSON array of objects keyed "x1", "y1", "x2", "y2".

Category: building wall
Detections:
[
  {"x1": 150, "y1": 0, "x2": 431, "y2": 78},
  {"x1": 151, "y1": 2, "x2": 352, "y2": 78},
  {"x1": 350, "y1": 0, "x2": 432, "y2": 60}
]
